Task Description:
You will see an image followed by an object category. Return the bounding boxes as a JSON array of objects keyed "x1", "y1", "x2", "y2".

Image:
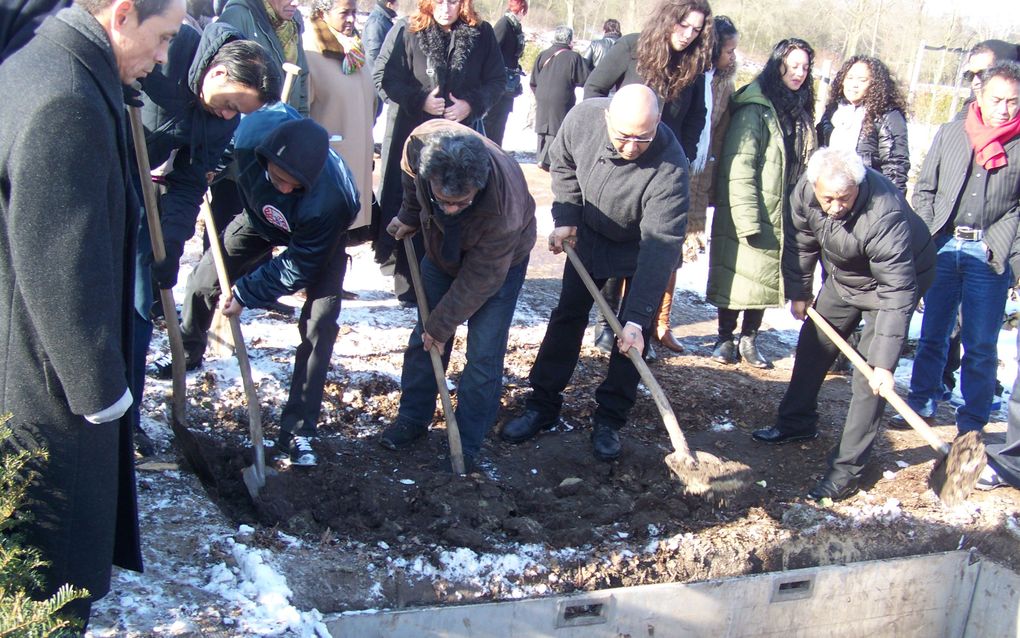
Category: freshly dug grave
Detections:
[{"x1": 158, "y1": 278, "x2": 1020, "y2": 614}]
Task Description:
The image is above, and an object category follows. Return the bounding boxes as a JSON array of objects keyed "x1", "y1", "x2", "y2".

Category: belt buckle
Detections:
[{"x1": 954, "y1": 226, "x2": 982, "y2": 241}]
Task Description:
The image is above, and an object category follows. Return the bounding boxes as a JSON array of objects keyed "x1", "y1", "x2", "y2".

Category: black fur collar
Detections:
[{"x1": 418, "y1": 22, "x2": 480, "y2": 90}]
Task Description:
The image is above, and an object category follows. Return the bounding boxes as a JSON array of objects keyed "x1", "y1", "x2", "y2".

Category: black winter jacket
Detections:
[
  {"x1": 583, "y1": 32, "x2": 706, "y2": 162},
  {"x1": 583, "y1": 33, "x2": 619, "y2": 70},
  {"x1": 372, "y1": 17, "x2": 505, "y2": 259},
  {"x1": 784, "y1": 169, "x2": 935, "y2": 370},
  {"x1": 138, "y1": 22, "x2": 247, "y2": 271},
  {"x1": 549, "y1": 98, "x2": 689, "y2": 329},
  {"x1": 817, "y1": 103, "x2": 910, "y2": 193},
  {"x1": 363, "y1": 2, "x2": 395, "y2": 67},
  {"x1": 492, "y1": 13, "x2": 524, "y2": 73}
]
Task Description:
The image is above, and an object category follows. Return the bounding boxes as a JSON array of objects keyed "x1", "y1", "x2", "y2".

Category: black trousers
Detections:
[
  {"x1": 180, "y1": 213, "x2": 347, "y2": 436},
  {"x1": 775, "y1": 279, "x2": 910, "y2": 482},
  {"x1": 482, "y1": 93, "x2": 514, "y2": 147},
  {"x1": 525, "y1": 258, "x2": 652, "y2": 429},
  {"x1": 717, "y1": 307, "x2": 764, "y2": 339}
]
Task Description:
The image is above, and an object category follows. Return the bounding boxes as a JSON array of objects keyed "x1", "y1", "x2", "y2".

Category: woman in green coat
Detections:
[{"x1": 706, "y1": 38, "x2": 817, "y2": 367}]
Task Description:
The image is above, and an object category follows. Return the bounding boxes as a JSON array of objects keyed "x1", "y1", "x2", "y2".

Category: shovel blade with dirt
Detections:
[
  {"x1": 562, "y1": 244, "x2": 752, "y2": 500},
  {"x1": 805, "y1": 307, "x2": 985, "y2": 506}
]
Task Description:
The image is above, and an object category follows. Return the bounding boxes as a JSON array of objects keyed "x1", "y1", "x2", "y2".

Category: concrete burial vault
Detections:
[{"x1": 324, "y1": 551, "x2": 1019, "y2": 637}]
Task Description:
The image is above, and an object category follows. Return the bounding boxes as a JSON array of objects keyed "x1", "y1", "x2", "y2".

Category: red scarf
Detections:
[{"x1": 964, "y1": 100, "x2": 1020, "y2": 170}]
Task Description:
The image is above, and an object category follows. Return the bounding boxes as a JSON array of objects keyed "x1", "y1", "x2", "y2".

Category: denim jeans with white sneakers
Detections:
[{"x1": 906, "y1": 236, "x2": 1011, "y2": 433}]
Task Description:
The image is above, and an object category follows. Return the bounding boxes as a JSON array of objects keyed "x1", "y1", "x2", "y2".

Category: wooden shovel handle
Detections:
[
  {"x1": 202, "y1": 209, "x2": 266, "y2": 484},
  {"x1": 127, "y1": 105, "x2": 188, "y2": 427},
  {"x1": 402, "y1": 237, "x2": 466, "y2": 474},
  {"x1": 805, "y1": 306, "x2": 950, "y2": 456},
  {"x1": 562, "y1": 244, "x2": 691, "y2": 457}
]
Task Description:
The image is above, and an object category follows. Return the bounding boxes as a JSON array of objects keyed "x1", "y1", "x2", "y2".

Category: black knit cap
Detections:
[{"x1": 255, "y1": 118, "x2": 329, "y2": 191}]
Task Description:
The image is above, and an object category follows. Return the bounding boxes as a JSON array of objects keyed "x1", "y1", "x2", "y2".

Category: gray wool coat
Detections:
[{"x1": 0, "y1": 5, "x2": 142, "y2": 603}]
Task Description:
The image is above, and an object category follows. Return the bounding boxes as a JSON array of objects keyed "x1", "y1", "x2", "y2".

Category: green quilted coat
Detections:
[{"x1": 707, "y1": 80, "x2": 790, "y2": 309}]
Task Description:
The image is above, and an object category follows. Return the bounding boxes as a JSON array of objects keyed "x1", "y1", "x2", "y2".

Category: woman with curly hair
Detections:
[
  {"x1": 818, "y1": 56, "x2": 909, "y2": 192},
  {"x1": 372, "y1": 0, "x2": 505, "y2": 305},
  {"x1": 706, "y1": 38, "x2": 817, "y2": 368},
  {"x1": 584, "y1": 0, "x2": 713, "y2": 356}
]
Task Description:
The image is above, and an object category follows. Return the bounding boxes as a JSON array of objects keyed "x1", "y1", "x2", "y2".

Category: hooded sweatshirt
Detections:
[{"x1": 231, "y1": 103, "x2": 359, "y2": 308}]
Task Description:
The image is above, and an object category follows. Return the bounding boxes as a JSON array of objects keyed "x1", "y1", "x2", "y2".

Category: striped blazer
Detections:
[{"x1": 912, "y1": 120, "x2": 1020, "y2": 276}]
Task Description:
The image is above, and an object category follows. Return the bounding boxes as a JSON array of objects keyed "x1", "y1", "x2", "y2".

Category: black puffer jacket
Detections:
[
  {"x1": 784, "y1": 169, "x2": 935, "y2": 370},
  {"x1": 817, "y1": 103, "x2": 910, "y2": 193},
  {"x1": 583, "y1": 32, "x2": 705, "y2": 162}
]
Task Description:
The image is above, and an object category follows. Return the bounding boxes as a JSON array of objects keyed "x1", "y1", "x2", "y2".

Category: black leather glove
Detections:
[
  {"x1": 123, "y1": 83, "x2": 144, "y2": 108},
  {"x1": 151, "y1": 241, "x2": 184, "y2": 289}
]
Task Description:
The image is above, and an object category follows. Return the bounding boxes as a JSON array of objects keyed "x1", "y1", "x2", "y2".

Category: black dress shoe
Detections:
[
  {"x1": 591, "y1": 420, "x2": 621, "y2": 461},
  {"x1": 808, "y1": 476, "x2": 860, "y2": 502},
  {"x1": 751, "y1": 426, "x2": 818, "y2": 445},
  {"x1": 594, "y1": 327, "x2": 615, "y2": 353},
  {"x1": 644, "y1": 342, "x2": 657, "y2": 364},
  {"x1": 379, "y1": 420, "x2": 429, "y2": 450},
  {"x1": 500, "y1": 410, "x2": 557, "y2": 443},
  {"x1": 738, "y1": 332, "x2": 772, "y2": 369}
]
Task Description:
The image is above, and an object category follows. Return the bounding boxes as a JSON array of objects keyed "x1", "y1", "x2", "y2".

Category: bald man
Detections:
[{"x1": 501, "y1": 85, "x2": 690, "y2": 461}]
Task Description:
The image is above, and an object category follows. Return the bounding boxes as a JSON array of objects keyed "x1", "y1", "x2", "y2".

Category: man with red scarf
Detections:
[{"x1": 904, "y1": 61, "x2": 1020, "y2": 435}]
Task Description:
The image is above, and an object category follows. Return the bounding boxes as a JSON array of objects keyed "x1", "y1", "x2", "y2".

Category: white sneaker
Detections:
[
  {"x1": 289, "y1": 436, "x2": 317, "y2": 467},
  {"x1": 975, "y1": 465, "x2": 1005, "y2": 491}
]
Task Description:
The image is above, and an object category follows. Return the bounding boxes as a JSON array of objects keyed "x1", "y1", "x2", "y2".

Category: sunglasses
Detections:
[{"x1": 963, "y1": 70, "x2": 985, "y2": 83}]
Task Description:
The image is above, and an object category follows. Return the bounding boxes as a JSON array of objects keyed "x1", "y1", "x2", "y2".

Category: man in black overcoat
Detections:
[{"x1": 0, "y1": 0, "x2": 185, "y2": 624}]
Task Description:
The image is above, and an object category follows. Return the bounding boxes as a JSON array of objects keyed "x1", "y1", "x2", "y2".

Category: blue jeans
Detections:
[
  {"x1": 907, "y1": 236, "x2": 1010, "y2": 433},
  {"x1": 396, "y1": 256, "x2": 528, "y2": 457}
]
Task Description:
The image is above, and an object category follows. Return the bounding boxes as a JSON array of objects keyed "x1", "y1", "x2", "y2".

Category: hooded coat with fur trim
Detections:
[{"x1": 372, "y1": 16, "x2": 505, "y2": 262}]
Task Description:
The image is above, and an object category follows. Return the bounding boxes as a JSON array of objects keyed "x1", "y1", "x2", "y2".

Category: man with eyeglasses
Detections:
[
  {"x1": 378, "y1": 119, "x2": 536, "y2": 470},
  {"x1": 900, "y1": 61, "x2": 1020, "y2": 440},
  {"x1": 501, "y1": 84, "x2": 689, "y2": 461},
  {"x1": 173, "y1": 104, "x2": 359, "y2": 466}
]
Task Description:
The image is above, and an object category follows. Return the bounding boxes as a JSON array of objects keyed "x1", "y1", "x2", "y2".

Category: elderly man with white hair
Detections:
[{"x1": 752, "y1": 146, "x2": 937, "y2": 502}]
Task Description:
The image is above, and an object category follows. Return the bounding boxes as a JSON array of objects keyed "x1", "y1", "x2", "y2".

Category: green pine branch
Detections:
[{"x1": 0, "y1": 414, "x2": 89, "y2": 637}]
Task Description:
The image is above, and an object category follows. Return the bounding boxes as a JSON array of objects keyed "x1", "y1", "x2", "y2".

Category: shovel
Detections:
[
  {"x1": 403, "y1": 237, "x2": 467, "y2": 475},
  {"x1": 806, "y1": 306, "x2": 985, "y2": 506},
  {"x1": 128, "y1": 102, "x2": 216, "y2": 487},
  {"x1": 562, "y1": 244, "x2": 751, "y2": 498},
  {"x1": 201, "y1": 209, "x2": 272, "y2": 500}
]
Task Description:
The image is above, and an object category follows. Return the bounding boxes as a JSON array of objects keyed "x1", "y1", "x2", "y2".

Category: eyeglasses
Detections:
[
  {"x1": 430, "y1": 189, "x2": 473, "y2": 212},
  {"x1": 605, "y1": 117, "x2": 655, "y2": 144}
]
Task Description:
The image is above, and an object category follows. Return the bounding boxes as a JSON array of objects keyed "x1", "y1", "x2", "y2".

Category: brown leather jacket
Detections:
[{"x1": 397, "y1": 119, "x2": 537, "y2": 342}]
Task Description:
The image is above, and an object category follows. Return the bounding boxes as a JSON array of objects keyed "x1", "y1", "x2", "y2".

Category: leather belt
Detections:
[{"x1": 953, "y1": 226, "x2": 984, "y2": 241}]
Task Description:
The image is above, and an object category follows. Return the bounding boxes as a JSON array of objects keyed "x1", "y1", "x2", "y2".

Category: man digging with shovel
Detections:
[
  {"x1": 501, "y1": 85, "x2": 689, "y2": 462},
  {"x1": 166, "y1": 105, "x2": 358, "y2": 467},
  {"x1": 379, "y1": 120, "x2": 536, "y2": 472},
  {"x1": 752, "y1": 147, "x2": 936, "y2": 502}
]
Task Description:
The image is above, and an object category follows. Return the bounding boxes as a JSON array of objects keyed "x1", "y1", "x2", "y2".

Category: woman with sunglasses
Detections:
[
  {"x1": 706, "y1": 38, "x2": 818, "y2": 367},
  {"x1": 372, "y1": 0, "x2": 505, "y2": 306},
  {"x1": 584, "y1": 0, "x2": 714, "y2": 357},
  {"x1": 818, "y1": 55, "x2": 909, "y2": 193}
]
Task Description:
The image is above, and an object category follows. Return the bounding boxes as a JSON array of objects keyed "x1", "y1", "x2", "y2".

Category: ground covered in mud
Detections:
[{"x1": 92, "y1": 164, "x2": 1020, "y2": 634}]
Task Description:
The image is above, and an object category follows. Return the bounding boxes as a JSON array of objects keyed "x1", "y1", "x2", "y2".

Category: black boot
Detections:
[
  {"x1": 711, "y1": 337, "x2": 737, "y2": 364},
  {"x1": 594, "y1": 327, "x2": 615, "y2": 353},
  {"x1": 500, "y1": 409, "x2": 557, "y2": 443},
  {"x1": 591, "y1": 419, "x2": 621, "y2": 460},
  {"x1": 593, "y1": 278, "x2": 623, "y2": 351},
  {"x1": 738, "y1": 332, "x2": 771, "y2": 369}
]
